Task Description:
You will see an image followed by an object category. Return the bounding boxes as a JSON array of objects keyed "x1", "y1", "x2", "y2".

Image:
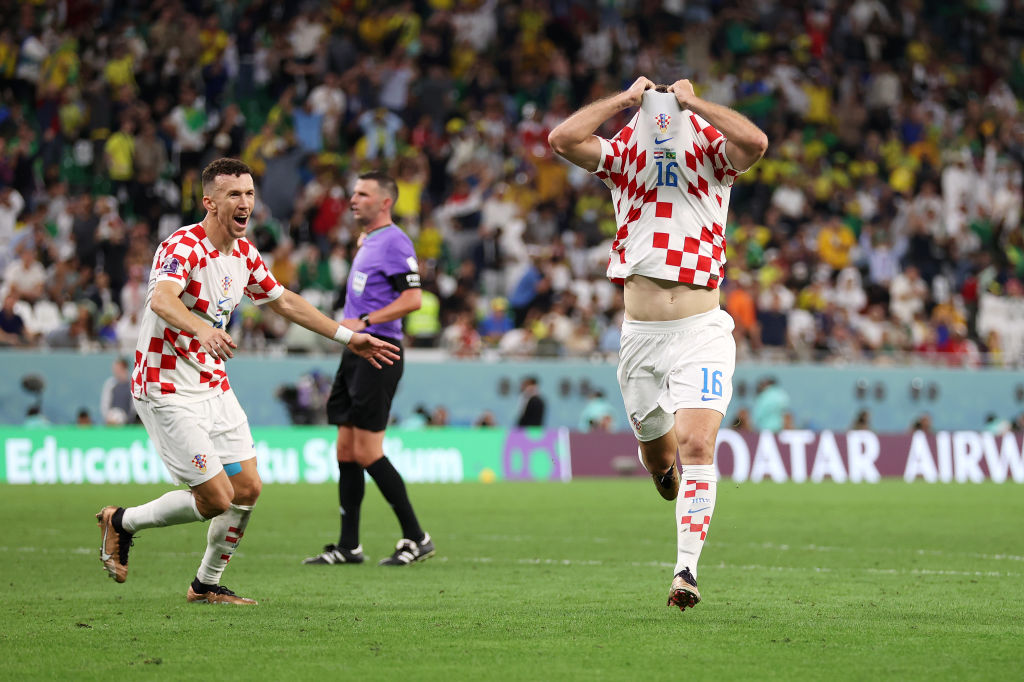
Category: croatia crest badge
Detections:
[
  {"x1": 654, "y1": 113, "x2": 671, "y2": 133},
  {"x1": 192, "y1": 454, "x2": 208, "y2": 473}
]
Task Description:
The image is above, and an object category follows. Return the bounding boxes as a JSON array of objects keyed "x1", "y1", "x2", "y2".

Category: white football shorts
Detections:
[
  {"x1": 617, "y1": 307, "x2": 736, "y2": 442},
  {"x1": 134, "y1": 390, "x2": 255, "y2": 486}
]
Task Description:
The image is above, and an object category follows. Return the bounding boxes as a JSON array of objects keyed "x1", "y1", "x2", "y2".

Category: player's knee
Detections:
[
  {"x1": 352, "y1": 447, "x2": 382, "y2": 468},
  {"x1": 676, "y1": 428, "x2": 715, "y2": 465},
  {"x1": 232, "y1": 476, "x2": 262, "y2": 505},
  {"x1": 336, "y1": 441, "x2": 355, "y2": 462},
  {"x1": 195, "y1": 492, "x2": 232, "y2": 518}
]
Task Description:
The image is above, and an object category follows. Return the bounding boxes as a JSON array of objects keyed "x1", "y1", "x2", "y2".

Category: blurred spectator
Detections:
[
  {"x1": 911, "y1": 413, "x2": 933, "y2": 434},
  {"x1": 474, "y1": 410, "x2": 497, "y2": 427},
  {"x1": 100, "y1": 357, "x2": 136, "y2": 426},
  {"x1": 752, "y1": 377, "x2": 791, "y2": 433},
  {"x1": 3, "y1": 244, "x2": 46, "y2": 302},
  {"x1": 405, "y1": 286, "x2": 441, "y2": 348},
  {"x1": 478, "y1": 296, "x2": 513, "y2": 347},
  {"x1": 275, "y1": 370, "x2": 332, "y2": 426},
  {"x1": 508, "y1": 256, "x2": 551, "y2": 327},
  {"x1": 164, "y1": 84, "x2": 208, "y2": 175},
  {"x1": 307, "y1": 72, "x2": 346, "y2": 144},
  {"x1": 578, "y1": 389, "x2": 616, "y2": 432},
  {"x1": 23, "y1": 404, "x2": 49, "y2": 428},
  {"x1": 851, "y1": 409, "x2": 871, "y2": 431},
  {"x1": 430, "y1": 405, "x2": 449, "y2": 427},
  {"x1": 402, "y1": 404, "x2": 433, "y2": 429},
  {"x1": 515, "y1": 375, "x2": 546, "y2": 427},
  {"x1": 730, "y1": 407, "x2": 752, "y2": 432},
  {"x1": 725, "y1": 273, "x2": 760, "y2": 357},
  {"x1": 357, "y1": 107, "x2": 403, "y2": 162},
  {"x1": 0, "y1": 292, "x2": 29, "y2": 346},
  {"x1": 984, "y1": 413, "x2": 1011, "y2": 436},
  {"x1": 440, "y1": 310, "x2": 481, "y2": 358},
  {"x1": 889, "y1": 265, "x2": 928, "y2": 326}
]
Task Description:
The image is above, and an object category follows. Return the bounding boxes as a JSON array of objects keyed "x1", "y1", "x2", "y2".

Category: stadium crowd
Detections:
[{"x1": 2, "y1": 0, "x2": 1024, "y2": 367}]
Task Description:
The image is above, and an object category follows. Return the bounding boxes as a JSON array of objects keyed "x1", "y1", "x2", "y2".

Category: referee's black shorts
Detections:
[{"x1": 325, "y1": 336, "x2": 404, "y2": 432}]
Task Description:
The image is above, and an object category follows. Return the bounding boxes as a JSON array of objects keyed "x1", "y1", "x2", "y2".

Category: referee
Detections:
[{"x1": 303, "y1": 171, "x2": 434, "y2": 567}]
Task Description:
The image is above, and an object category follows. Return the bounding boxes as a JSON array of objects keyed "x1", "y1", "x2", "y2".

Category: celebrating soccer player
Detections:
[
  {"x1": 549, "y1": 78, "x2": 767, "y2": 610},
  {"x1": 96, "y1": 158, "x2": 399, "y2": 604}
]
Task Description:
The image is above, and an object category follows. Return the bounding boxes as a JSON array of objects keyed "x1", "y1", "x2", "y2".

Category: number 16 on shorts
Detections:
[{"x1": 700, "y1": 368, "x2": 723, "y2": 401}]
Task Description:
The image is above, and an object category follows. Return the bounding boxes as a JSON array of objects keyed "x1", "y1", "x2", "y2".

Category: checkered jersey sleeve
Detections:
[
  {"x1": 688, "y1": 113, "x2": 744, "y2": 185},
  {"x1": 237, "y1": 240, "x2": 284, "y2": 305},
  {"x1": 592, "y1": 112, "x2": 639, "y2": 191},
  {"x1": 153, "y1": 230, "x2": 202, "y2": 286}
]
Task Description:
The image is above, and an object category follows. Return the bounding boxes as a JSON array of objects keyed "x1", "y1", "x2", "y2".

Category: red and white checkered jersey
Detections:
[
  {"x1": 131, "y1": 223, "x2": 284, "y2": 404},
  {"x1": 594, "y1": 90, "x2": 744, "y2": 289}
]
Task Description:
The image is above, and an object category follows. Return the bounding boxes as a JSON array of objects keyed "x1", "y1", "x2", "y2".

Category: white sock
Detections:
[
  {"x1": 121, "y1": 489, "x2": 203, "y2": 533},
  {"x1": 196, "y1": 503, "x2": 254, "y2": 585},
  {"x1": 674, "y1": 465, "x2": 717, "y2": 578}
]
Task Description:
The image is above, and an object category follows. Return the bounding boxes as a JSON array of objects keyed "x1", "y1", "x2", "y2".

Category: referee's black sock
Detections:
[
  {"x1": 365, "y1": 456, "x2": 424, "y2": 543},
  {"x1": 338, "y1": 461, "x2": 365, "y2": 550}
]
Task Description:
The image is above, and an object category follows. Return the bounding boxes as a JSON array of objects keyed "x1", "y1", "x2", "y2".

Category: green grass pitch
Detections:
[{"x1": 1, "y1": 480, "x2": 1021, "y2": 680}]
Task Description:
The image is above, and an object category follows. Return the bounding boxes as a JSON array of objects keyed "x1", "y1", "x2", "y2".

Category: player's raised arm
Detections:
[
  {"x1": 151, "y1": 279, "x2": 236, "y2": 360},
  {"x1": 668, "y1": 79, "x2": 768, "y2": 172},
  {"x1": 266, "y1": 288, "x2": 400, "y2": 368},
  {"x1": 548, "y1": 76, "x2": 655, "y2": 171}
]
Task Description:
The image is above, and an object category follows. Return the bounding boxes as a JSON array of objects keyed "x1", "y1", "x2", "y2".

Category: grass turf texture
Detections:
[{"x1": 1, "y1": 480, "x2": 1021, "y2": 680}]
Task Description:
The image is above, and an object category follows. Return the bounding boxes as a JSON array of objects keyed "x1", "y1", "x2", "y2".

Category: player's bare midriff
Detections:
[{"x1": 622, "y1": 273, "x2": 720, "y2": 321}]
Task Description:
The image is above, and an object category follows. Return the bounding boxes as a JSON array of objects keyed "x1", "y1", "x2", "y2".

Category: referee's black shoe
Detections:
[
  {"x1": 379, "y1": 533, "x2": 435, "y2": 566},
  {"x1": 302, "y1": 544, "x2": 365, "y2": 565}
]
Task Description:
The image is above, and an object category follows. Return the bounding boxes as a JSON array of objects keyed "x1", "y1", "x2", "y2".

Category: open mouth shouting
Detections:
[{"x1": 232, "y1": 213, "x2": 249, "y2": 229}]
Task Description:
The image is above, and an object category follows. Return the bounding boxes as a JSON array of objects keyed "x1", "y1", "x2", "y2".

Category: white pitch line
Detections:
[
  {"x1": 420, "y1": 535, "x2": 1024, "y2": 563},
  {"x1": 441, "y1": 555, "x2": 1019, "y2": 578},
  {"x1": 718, "y1": 540, "x2": 1024, "y2": 563},
  {"x1": 3, "y1": 546, "x2": 1019, "y2": 578}
]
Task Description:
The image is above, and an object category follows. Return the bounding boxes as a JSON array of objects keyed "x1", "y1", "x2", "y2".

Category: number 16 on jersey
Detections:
[{"x1": 655, "y1": 160, "x2": 680, "y2": 187}]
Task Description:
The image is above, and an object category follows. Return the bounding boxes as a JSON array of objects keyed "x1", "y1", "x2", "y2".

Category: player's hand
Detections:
[
  {"x1": 195, "y1": 325, "x2": 237, "y2": 360},
  {"x1": 623, "y1": 76, "x2": 655, "y2": 108},
  {"x1": 347, "y1": 332, "x2": 400, "y2": 369},
  {"x1": 668, "y1": 79, "x2": 696, "y2": 108}
]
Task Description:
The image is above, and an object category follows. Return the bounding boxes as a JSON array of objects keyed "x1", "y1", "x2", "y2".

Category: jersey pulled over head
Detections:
[{"x1": 593, "y1": 89, "x2": 746, "y2": 289}]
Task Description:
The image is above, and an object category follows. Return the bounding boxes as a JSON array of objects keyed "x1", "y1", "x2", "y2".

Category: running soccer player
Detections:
[
  {"x1": 96, "y1": 158, "x2": 399, "y2": 604},
  {"x1": 549, "y1": 78, "x2": 767, "y2": 610}
]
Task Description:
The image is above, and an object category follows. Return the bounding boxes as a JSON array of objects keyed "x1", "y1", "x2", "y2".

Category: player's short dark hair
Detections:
[
  {"x1": 202, "y1": 158, "x2": 253, "y2": 191},
  {"x1": 358, "y1": 170, "x2": 398, "y2": 203}
]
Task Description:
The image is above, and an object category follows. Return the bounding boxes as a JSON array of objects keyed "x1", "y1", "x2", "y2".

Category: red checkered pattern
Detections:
[
  {"x1": 595, "y1": 107, "x2": 743, "y2": 289},
  {"x1": 131, "y1": 224, "x2": 283, "y2": 404},
  {"x1": 681, "y1": 480, "x2": 712, "y2": 541},
  {"x1": 220, "y1": 525, "x2": 245, "y2": 562}
]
